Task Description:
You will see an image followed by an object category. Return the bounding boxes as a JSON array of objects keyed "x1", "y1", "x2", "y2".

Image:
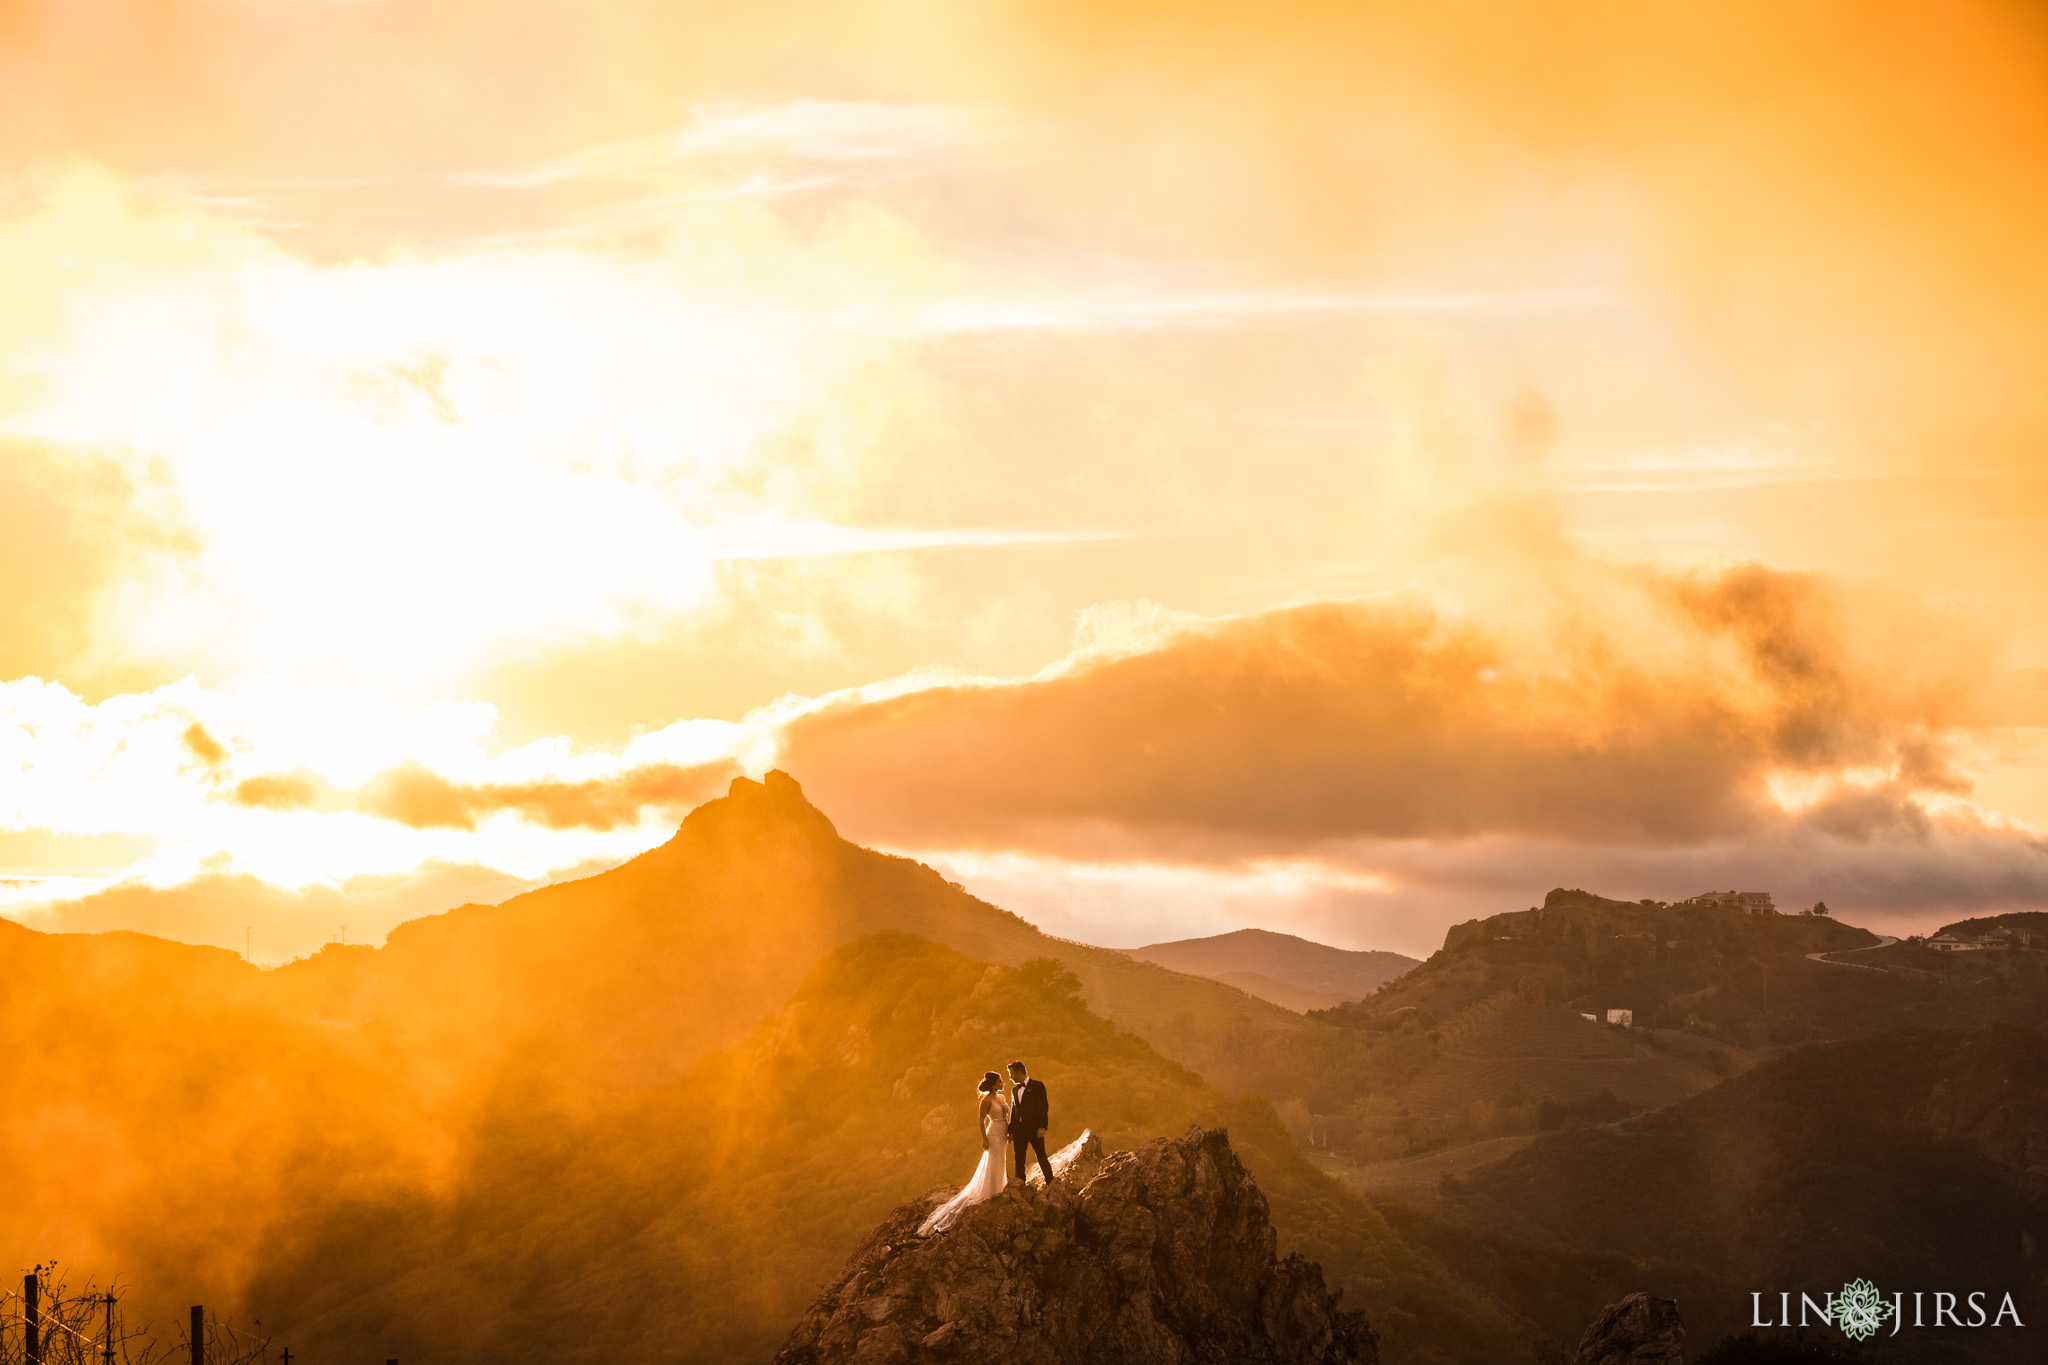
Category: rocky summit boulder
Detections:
[
  {"x1": 775, "y1": 1125, "x2": 1376, "y2": 1365},
  {"x1": 1569, "y1": 1292, "x2": 1684, "y2": 1365}
]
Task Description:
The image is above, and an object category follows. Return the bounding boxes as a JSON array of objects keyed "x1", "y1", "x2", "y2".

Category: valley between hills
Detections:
[{"x1": 4, "y1": 773, "x2": 2045, "y2": 1363}]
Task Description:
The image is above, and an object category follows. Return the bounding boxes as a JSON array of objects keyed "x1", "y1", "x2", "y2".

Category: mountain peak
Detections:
[
  {"x1": 720, "y1": 767, "x2": 820, "y2": 813},
  {"x1": 729, "y1": 767, "x2": 808, "y2": 801},
  {"x1": 663, "y1": 767, "x2": 841, "y2": 849}
]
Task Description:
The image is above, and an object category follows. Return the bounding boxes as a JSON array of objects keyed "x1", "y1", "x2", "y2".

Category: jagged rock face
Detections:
[
  {"x1": 776, "y1": 1126, "x2": 1376, "y2": 1365},
  {"x1": 1569, "y1": 1292, "x2": 1683, "y2": 1365}
]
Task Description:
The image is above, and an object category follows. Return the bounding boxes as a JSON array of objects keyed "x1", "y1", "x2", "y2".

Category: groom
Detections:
[{"x1": 1008, "y1": 1060, "x2": 1052, "y2": 1186}]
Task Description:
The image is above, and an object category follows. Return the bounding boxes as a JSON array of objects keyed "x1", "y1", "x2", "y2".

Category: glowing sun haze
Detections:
[{"x1": 3, "y1": 0, "x2": 2047, "y2": 960}]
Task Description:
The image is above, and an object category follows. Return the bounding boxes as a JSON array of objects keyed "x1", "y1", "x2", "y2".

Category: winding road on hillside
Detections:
[{"x1": 1805, "y1": 935, "x2": 1898, "y2": 970}]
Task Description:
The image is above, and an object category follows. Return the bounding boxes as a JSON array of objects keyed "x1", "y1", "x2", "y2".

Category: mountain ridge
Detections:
[
  {"x1": 1125, "y1": 928, "x2": 1418, "y2": 1012},
  {"x1": 258, "y1": 770, "x2": 1393, "y2": 1114}
]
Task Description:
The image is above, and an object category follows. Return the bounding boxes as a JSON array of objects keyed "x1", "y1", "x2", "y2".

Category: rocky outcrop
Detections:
[
  {"x1": 775, "y1": 1126, "x2": 1376, "y2": 1365},
  {"x1": 1908, "y1": 1028, "x2": 2048, "y2": 1189},
  {"x1": 1569, "y1": 1292, "x2": 1683, "y2": 1365}
]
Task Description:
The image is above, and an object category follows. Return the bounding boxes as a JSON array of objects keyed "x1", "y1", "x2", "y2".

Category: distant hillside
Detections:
[
  {"x1": 246, "y1": 934, "x2": 1546, "y2": 1365},
  {"x1": 1126, "y1": 928, "x2": 1418, "y2": 1012},
  {"x1": 1441, "y1": 1026, "x2": 2048, "y2": 1362},
  {"x1": 1211, "y1": 969, "x2": 1356, "y2": 1013},
  {"x1": 1932, "y1": 909, "x2": 2048, "y2": 942},
  {"x1": 1390, "y1": 994, "x2": 1723, "y2": 1125},
  {"x1": 1319, "y1": 886, "x2": 2048, "y2": 1048},
  {"x1": 1283, "y1": 885, "x2": 2048, "y2": 1168}
]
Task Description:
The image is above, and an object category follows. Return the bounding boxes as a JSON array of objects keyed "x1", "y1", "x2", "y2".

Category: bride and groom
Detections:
[{"x1": 918, "y1": 1060, "x2": 1051, "y2": 1235}]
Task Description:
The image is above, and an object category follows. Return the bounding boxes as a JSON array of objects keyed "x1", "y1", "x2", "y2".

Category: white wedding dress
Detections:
[{"x1": 919, "y1": 1093, "x2": 1011, "y2": 1235}]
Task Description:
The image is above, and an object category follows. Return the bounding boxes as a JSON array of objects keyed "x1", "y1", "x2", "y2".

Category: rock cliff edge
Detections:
[{"x1": 776, "y1": 1126, "x2": 1376, "y2": 1365}]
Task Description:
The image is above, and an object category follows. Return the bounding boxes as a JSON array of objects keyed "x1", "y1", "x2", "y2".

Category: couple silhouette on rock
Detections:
[{"x1": 917, "y1": 1060, "x2": 1051, "y2": 1236}]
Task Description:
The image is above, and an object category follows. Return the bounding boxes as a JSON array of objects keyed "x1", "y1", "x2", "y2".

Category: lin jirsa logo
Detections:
[
  {"x1": 1832, "y1": 1280, "x2": 1894, "y2": 1341},
  {"x1": 1753, "y1": 1278, "x2": 2024, "y2": 1340}
]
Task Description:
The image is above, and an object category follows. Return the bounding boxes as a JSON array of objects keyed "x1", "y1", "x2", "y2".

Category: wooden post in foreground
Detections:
[
  {"x1": 24, "y1": 1272, "x2": 40, "y2": 1365},
  {"x1": 191, "y1": 1305, "x2": 205, "y2": 1365}
]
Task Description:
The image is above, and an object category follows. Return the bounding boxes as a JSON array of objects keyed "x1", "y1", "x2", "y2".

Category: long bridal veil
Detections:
[{"x1": 919, "y1": 1096, "x2": 1010, "y2": 1235}]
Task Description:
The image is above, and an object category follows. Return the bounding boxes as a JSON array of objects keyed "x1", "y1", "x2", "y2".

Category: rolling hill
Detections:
[
  {"x1": 244, "y1": 934, "x2": 1548, "y2": 1365},
  {"x1": 1296, "y1": 884, "x2": 2048, "y2": 1172},
  {"x1": 1319, "y1": 887, "x2": 1890, "y2": 1043},
  {"x1": 1924, "y1": 909, "x2": 2048, "y2": 945},
  {"x1": 1321, "y1": 886, "x2": 2048, "y2": 1059},
  {"x1": 1389, "y1": 994, "x2": 1724, "y2": 1129},
  {"x1": 1126, "y1": 928, "x2": 1419, "y2": 1012},
  {"x1": 1436, "y1": 1026, "x2": 2048, "y2": 1362}
]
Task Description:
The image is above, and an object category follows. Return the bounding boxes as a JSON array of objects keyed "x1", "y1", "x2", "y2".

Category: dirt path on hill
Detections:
[{"x1": 1805, "y1": 934, "x2": 1897, "y2": 970}]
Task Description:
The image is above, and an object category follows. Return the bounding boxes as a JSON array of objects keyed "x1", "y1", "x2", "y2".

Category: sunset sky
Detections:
[{"x1": 4, "y1": 0, "x2": 2047, "y2": 960}]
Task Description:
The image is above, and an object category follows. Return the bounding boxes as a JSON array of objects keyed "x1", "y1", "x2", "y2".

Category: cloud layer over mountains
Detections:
[
  {"x1": 785, "y1": 562, "x2": 1989, "y2": 849},
  {"x1": 769, "y1": 549, "x2": 2046, "y2": 949}
]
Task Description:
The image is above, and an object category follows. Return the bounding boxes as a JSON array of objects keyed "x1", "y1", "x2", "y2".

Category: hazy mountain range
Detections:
[
  {"x1": 4, "y1": 776, "x2": 2044, "y2": 1363},
  {"x1": 0, "y1": 775, "x2": 1525, "y2": 1362}
]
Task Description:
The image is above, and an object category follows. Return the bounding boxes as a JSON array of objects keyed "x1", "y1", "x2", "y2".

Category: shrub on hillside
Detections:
[{"x1": 1536, "y1": 1089, "x2": 1639, "y2": 1130}]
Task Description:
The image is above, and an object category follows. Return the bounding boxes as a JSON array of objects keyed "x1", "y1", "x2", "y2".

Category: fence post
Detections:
[
  {"x1": 25, "y1": 1272, "x2": 40, "y2": 1365},
  {"x1": 103, "y1": 1292, "x2": 116, "y2": 1365},
  {"x1": 191, "y1": 1305, "x2": 205, "y2": 1365}
]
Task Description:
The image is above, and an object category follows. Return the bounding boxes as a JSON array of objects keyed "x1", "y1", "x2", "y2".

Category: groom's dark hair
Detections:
[{"x1": 1008, "y1": 1061, "x2": 1027, "y2": 1075}]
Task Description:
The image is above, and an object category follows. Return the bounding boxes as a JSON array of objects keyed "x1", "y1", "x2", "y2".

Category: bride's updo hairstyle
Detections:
[{"x1": 978, "y1": 1071, "x2": 1003, "y2": 1094}]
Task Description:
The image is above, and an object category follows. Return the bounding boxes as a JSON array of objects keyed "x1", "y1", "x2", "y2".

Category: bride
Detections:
[{"x1": 918, "y1": 1071, "x2": 1010, "y2": 1235}]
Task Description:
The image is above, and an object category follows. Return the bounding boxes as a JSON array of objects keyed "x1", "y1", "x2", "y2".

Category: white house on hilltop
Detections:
[{"x1": 1685, "y1": 889, "x2": 1776, "y2": 915}]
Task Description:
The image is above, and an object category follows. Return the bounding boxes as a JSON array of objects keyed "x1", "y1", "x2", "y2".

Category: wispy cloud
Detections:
[
  {"x1": 449, "y1": 100, "x2": 1006, "y2": 191},
  {"x1": 139, "y1": 100, "x2": 1013, "y2": 248},
  {"x1": 699, "y1": 520, "x2": 1131, "y2": 560},
  {"x1": 230, "y1": 757, "x2": 737, "y2": 832},
  {"x1": 907, "y1": 286, "x2": 1608, "y2": 337}
]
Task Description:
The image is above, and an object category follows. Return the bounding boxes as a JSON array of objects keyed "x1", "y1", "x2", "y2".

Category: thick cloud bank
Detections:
[{"x1": 783, "y1": 564, "x2": 1992, "y2": 848}]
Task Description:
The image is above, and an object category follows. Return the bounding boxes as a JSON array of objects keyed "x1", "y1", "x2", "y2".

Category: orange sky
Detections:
[{"x1": 4, "y1": 0, "x2": 2047, "y2": 958}]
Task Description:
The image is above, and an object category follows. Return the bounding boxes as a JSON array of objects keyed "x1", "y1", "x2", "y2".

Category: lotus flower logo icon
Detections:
[{"x1": 1834, "y1": 1279, "x2": 1895, "y2": 1341}]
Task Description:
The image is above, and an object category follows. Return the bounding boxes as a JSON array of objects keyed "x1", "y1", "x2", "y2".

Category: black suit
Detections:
[{"x1": 1010, "y1": 1077, "x2": 1052, "y2": 1184}]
